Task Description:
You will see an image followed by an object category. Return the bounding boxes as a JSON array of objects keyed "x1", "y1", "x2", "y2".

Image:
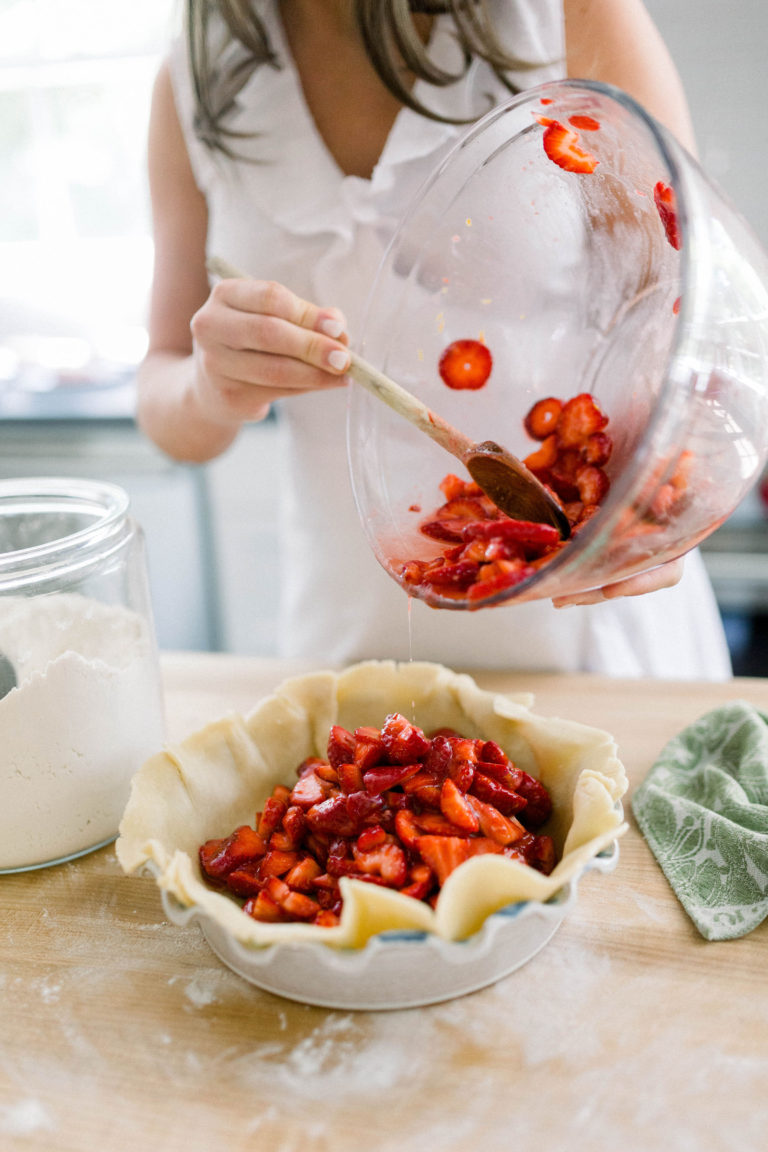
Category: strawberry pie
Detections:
[{"x1": 117, "y1": 661, "x2": 628, "y2": 949}]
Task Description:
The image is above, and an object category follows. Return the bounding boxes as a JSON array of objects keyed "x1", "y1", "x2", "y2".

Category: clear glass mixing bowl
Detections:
[{"x1": 348, "y1": 80, "x2": 768, "y2": 608}]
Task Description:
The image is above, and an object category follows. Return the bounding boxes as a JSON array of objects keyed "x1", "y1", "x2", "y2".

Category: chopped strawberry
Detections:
[
  {"x1": 515, "y1": 772, "x2": 553, "y2": 827},
  {"x1": 524, "y1": 434, "x2": 559, "y2": 472},
  {"x1": 225, "y1": 864, "x2": 265, "y2": 898},
  {"x1": 524, "y1": 396, "x2": 563, "y2": 440},
  {"x1": 285, "y1": 856, "x2": 323, "y2": 891},
  {"x1": 400, "y1": 863, "x2": 436, "y2": 902},
  {"x1": 394, "y1": 808, "x2": 421, "y2": 850},
  {"x1": 654, "y1": 180, "x2": 682, "y2": 250},
  {"x1": 290, "y1": 771, "x2": 328, "y2": 809},
  {"x1": 259, "y1": 849, "x2": 301, "y2": 878},
  {"x1": 352, "y1": 840, "x2": 408, "y2": 887},
  {"x1": 556, "y1": 393, "x2": 609, "y2": 448},
  {"x1": 327, "y1": 725, "x2": 356, "y2": 768},
  {"x1": 438, "y1": 339, "x2": 493, "y2": 390},
  {"x1": 542, "y1": 120, "x2": 598, "y2": 174},
  {"x1": 467, "y1": 795, "x2": 525, "y2": 846},
  {"x1": 200, "y1": 713, "x2": 557, "y2": 927},
  {"x1": 363, "y1": 762, "x2": 422, "y2": 795},
  {"x1": 199, "y1": 824, "x2": 266, "y2": 880},
  {"x1": 337, "y1": 760, "x2": 365, "y2": 795},
  {"x1": 243, "y1": 890, "x2": 284, "y2": 923},
  {"x1": 440, "y1": 777, "x2": 480, "y2": 833},
  {"x1": 355, "y1": 825, "x2": 388, "y2": 852},
  {"x1": 353, "y1": 726, "x2": 386, "y2": 771},
  {"x1": 380, "y1": 713, "x2": 431, "y2": 764},
  {"x1": 462, "y1": 518, "x2": 561, "y2": 548},
  {"x1": 416, "y1": 835, "x2": 472, "y2": 885},
  {"x1": 470, "y1": 771, "x2": 528, "y2": 816},
  {"x1": 306, "y1": 795, "x2": 358, "y2": 838},
  {"x1": 576, "y1": 464, "x2": 610, "y2": 505},
  {"x1": 568, "y1": 114, "x2": 600, "y2": 131}
]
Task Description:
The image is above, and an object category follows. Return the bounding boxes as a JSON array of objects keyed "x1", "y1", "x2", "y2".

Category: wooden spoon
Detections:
[{"x1": 206, "y1": 257, "x2": 570, "y2": 537}]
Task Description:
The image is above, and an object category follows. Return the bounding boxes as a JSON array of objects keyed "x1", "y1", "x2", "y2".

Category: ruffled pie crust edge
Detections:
[{"x1": 117, "y1": 661, "x2": 627, "y2": 948}]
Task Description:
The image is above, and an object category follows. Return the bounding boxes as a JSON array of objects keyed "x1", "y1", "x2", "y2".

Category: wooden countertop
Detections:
[{"x1": 3, "y1": 653, "x2": 768, "y2": 1151}]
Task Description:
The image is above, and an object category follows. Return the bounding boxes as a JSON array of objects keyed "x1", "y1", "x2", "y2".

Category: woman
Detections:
[{"x1": 137, "y1": 0, "x2": 731, "y2": 678}]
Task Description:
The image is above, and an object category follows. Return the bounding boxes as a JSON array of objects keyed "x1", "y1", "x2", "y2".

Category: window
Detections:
[{"x1": 0, "y1": 0, "x2": 178, "y2": 393}]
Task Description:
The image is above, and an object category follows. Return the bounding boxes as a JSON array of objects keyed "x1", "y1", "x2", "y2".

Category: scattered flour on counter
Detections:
[
  {"x1": 0, "y1": 593, "x2": 164, "y2": 871},
  {"x1": 0, "y1": 1098, "x2": 54, "y2": 1137}
]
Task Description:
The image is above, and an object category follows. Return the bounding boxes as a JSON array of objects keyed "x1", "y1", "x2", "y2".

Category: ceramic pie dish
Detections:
[{"x1": 117, "y1": 661, "x2": 627, "y2": 1008}]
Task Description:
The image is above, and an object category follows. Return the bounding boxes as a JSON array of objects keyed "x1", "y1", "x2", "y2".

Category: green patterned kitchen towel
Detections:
[{"x1": 632, "y1": 700, "x2": 768, "y2": 941}]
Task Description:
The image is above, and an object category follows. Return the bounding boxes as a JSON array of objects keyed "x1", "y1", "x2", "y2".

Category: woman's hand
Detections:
[
  {"x1": 189, "y1": 275, "x2": 351, "y2": 427},
  {"x1": 552, "y1": 557, "x2": 685, "y2": 608}
]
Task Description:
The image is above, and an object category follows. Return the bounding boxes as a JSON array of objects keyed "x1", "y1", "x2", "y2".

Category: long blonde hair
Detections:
[{"x1": 187, "y1": 0, "x2": 545, "y2": 152}]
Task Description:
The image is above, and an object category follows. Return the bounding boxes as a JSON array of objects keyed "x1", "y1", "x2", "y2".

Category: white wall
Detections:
[{"x1": 645, "y1": 0, "x2": 768, "y2": 247}]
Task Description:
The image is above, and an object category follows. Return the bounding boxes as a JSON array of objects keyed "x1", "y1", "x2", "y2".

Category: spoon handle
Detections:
[
  {"x1": 347, "y1": 354, "x2": 472, "y2": 461},
  {"x1": 206, "y1": 256, "x2": 473, "y2": 461}
]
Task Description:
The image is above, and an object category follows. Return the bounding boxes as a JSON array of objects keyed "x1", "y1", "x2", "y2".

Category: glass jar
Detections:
[{"x1": 0, "y1": 477, "x2": 165, "y2": 872}]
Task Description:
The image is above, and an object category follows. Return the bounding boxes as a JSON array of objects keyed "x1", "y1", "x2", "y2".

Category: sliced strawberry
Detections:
[
  {"x1": 290, "y1": 771, "x2": 328, "y2": 809},
  {"x1": 394, "y1": 808, "x2": 421, "y2": 850},
  {"x1": 413, "y1": 811, "x2": 475, "y2": 838},
  {"x1": 582, "y1": 431, "x2": 613, "y2": 467},
  {"x1": 337, "y1": 760, "x2": 365, "y2": 795},
  {"x1": 282, "y1": 805, "x2": 307, "y2": 845},
  {"x1": 199, "y1": 824, "x2": 266, "y2": 880},
  {"x1": 522, "y1": 834, "x2": 556, "y2": 874},
  {"x1": 470, "y1": 771, "x2": 528, "y2": 816},
  {"x1": 363, "y1": 761, "x2": 422, "y2": 795},
  {"x1": 306, "y1": 795, "x2": 358, "y2": 838},
  {"x1": 576, "y1": 464, "x2": 610, "y2": 505},
  {"x1": 422, "y1": 560, "x2": 480, "y2": 590},
  {"x1": 285, "y1": 855, "x2": 323, "y2": 891},
  {"x1": 400, "y1": 864, "x2": 436, "y2": 902},
  {"x1": 524, "y1": 434, "x2": 558, "y2": 473},
  {"x1": 440, "y1": 777, "x2": 480, "y2": 833},
  {"x1": 467, "y1": 795, "x2": 524, "y2": 846},
  {"x1": 466, "y1": 560, "x2": 534, "y2": 601},
  {"x1": 327, "y1": 725, "x2": 356, "y2": 768},
  {"x1": 352, "y1": 840, "x2": 408, "y2": 887},
  {"x1": 524, "y1": 396, "x2": 563, "y2": 440},
  {"x1": 243, "y1": 890, "x2": 283, "y2": 923},
  {"x1": 285, "y1": 891, "x2": 322, "y2": 920},
  {"x1": 556, "y1": 393, "x2": 609, "y2": 448},
  {"x1": 314, "y1": 909, "x2": 341, "y2": 927},
  {"x1": 542, "y1": 120, "x2": 598, "y2": 174},
  {"x1": 515, "y1": 772, "x2": 553, "y2": 827},
  {"x1": 353, "y1": 726, "x2": 386, "y2": 771},
  {"x1": 462, "y1": 518, "x2": 561, "y2": 548},
  {"x1": 225, "y1": 864, "x2": 265, "y2": 898},
  {"x1": 380, "y1": 713, "x2": 431, "y2": 764},
  {"x1": 569, "y1": 114, "x2": 600, "y2": 131},
  {"x1": 259, "y1": 849, "x2": 301, "y2": 878},
  {"x1": 654, "y1": 180, "x2": 682, "y2": 250},
  {"x1": 355, "y1": 824, "x2": 388, "y2": 852},
  {"x1": 438, "y1": 339, "x2": 493, "y2": 390},
  {"x1": 416, "y1": 835, "x2": 472, "y2": 885}
]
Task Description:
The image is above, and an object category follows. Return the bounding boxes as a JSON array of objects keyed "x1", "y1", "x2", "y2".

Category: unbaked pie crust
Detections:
[{"x1": 117, "y1": 661, "x2": 627, "y2": 947}]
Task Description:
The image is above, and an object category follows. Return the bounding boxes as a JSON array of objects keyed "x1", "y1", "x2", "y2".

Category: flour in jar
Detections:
[{"x1": 0, "y1": 592, "x2": 165, "y2": 870}]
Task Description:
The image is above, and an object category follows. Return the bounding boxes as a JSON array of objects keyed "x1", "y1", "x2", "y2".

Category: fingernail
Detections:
[
  {"x1": 321, "y1": 315, "x2": 346, "y2": 339},
  {"x1": 328, "y1": 349, "x2": 350, "y2": 372}
]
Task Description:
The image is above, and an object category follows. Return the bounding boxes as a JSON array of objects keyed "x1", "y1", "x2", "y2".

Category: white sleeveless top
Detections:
[{"x1": 169, "y1": 1, "x2": 732, "y2": 679}]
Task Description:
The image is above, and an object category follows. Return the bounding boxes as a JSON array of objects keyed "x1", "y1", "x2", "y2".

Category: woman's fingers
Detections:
[
  {"x1": 201, "y1": 276, "x2": 350, "y2": 373},
  {"x1": 552, "y1": 557, "x2": 685, "y2": 608},
  {"x1": 187, "y1": 275, "x2": 352, "y2": 421}
]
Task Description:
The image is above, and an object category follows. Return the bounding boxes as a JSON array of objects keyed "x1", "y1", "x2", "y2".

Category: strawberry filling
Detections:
[
  {"x1": 399, "y1": 390, "x2": 615, "y2": 603},
  {"x1": 199, "y1": 715, "x2": 556, "y2": 927}
]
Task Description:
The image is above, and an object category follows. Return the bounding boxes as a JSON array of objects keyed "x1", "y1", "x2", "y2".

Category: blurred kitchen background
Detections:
[{"x1": 1, "y1": 0, "x2": 767, "y2": 670}]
